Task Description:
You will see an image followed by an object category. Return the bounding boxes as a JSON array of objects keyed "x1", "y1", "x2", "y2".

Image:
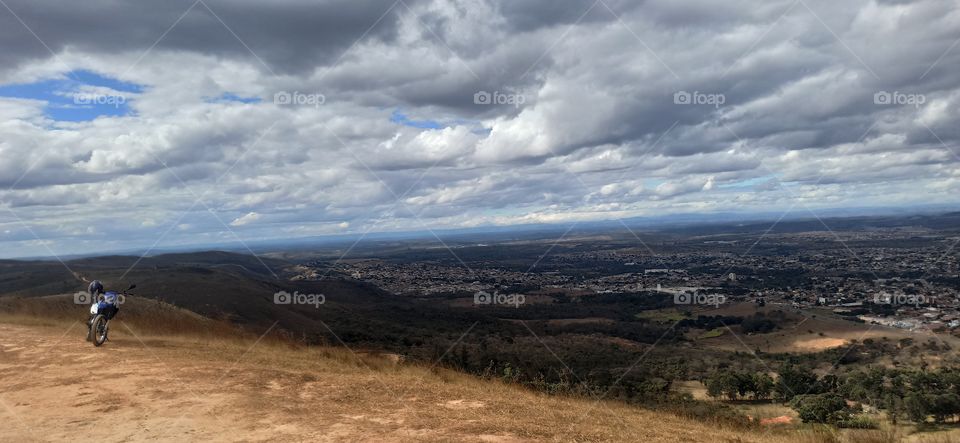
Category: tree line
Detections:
[{"x1": 705, "y1": 365, "x2": 960, "y2": 427}]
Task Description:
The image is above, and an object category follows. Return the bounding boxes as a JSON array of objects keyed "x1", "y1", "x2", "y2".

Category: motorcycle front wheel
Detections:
[{"x1": 91, "y1": 315, "x2": 108, "y2": 347}]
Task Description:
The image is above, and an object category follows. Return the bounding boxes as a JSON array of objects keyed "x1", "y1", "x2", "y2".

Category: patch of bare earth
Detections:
[{"x1": 791, "y1": 337, "x2": 847, "y2": 351}]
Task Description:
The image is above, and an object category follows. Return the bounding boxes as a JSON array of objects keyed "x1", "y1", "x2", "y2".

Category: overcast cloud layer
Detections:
[{"x1": 0, "y1": 0, "x2": 958, "y2": 258}]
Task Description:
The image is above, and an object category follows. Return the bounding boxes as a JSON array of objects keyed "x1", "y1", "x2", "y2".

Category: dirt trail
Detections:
[
  {"x1": 0, "y1": 322, "x2": 272, "y2": 442},
  {"x1": 0, "y1": 321, "x2": 770, "y2": 443}
]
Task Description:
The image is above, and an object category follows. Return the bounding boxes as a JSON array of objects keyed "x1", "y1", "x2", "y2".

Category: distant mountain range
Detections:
[{"x1": 9, "y1": 204, "x2": 958, "y2": 261}]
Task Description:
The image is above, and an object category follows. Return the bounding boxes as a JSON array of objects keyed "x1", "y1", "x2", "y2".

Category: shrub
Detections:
[{"x1": 837, "y1": 415, "x2": 879, "y2": 429}]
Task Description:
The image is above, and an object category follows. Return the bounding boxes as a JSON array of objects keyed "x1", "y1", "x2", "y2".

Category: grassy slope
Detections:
[
  {"x1": 0, "y1": 313, "x2": 762, "y2": 442},
  {"x1": 4, "y1": 297, "x2": 959, "y2": 442}
]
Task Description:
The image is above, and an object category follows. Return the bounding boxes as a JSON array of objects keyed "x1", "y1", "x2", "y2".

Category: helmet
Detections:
[{"x1": 88, "y1": 280, "x2": 104, "y2": 296}]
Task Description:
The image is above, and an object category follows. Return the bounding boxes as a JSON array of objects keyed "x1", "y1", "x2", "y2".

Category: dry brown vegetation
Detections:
[
  {"x1": 2, "y1": 297, "x2": 959, "y2": 442},
  {"x1": 0, "y1": 294, "x2": 243, "y2": 339}
]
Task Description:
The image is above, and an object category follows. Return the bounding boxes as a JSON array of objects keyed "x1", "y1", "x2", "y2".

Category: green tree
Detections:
[
  {"x1": 752, "y1": 373, "x2": 774, "y2": 400},
  {"x1": 790, "y1": 393, "x2": 850, "y2": 424},
  {"x1": 904, "y1": 392, "x2": 930, "y2": 424},
  {"x1": 777, "y1": 364, "x2": 819, "y2": 402},
  {"x1": 734, "y1": 371, "x2": 755, "y2": 399},
  {"x1": 705, "y1": 371, "x2": 740, "y2": 400},
  {"x1": 929, "y1": 393, "x2": 960, "y2": 423}
]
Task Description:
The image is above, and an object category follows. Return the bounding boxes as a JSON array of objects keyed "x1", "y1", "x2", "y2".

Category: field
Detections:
[{"x1": 700, "y1": 303, "x2": 955, "y2": 357}]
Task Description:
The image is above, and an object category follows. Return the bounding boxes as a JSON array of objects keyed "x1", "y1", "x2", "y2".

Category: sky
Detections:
[{"x1": 0, "y1": 0, "x2": 958, "y2": 258}]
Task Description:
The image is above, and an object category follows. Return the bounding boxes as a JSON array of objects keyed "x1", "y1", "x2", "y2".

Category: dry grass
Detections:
[
  {"x1": 0, "y1": 293, "x2": 242, "y2": 339},
  {"x1": 3, "y1": 297, "x2": 957, "y2": 442},
  {"x1": 3, "y1": 318, "x2": 774, "y2": 442}
]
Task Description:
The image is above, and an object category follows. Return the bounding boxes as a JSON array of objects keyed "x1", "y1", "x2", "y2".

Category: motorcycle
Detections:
[{"x1": 86, "y1": 284, "x2": 135, "y2": 347}]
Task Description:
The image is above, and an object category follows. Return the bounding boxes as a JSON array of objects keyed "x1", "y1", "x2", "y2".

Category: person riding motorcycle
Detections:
[
  {"x1": 86, "y1": 280, "x2": 120, "y2": 340},
  {"x1": 88, "y1": 280, "x2": 104, "y2": 298}
]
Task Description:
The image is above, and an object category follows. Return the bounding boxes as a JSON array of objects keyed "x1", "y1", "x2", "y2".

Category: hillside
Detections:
[
  {"x1": 0, "y1": 315, "x2": 775, "y2": 443},
  {"x1": 0, "y1": 252, "x2": 491, "y2": 348},
  {"x1": 0, "y1": 252, "x2": 620, "y2": 369},
  {"x1": 4, "y1": 249, "x2": 960, "y2": 442},
  {"x1": 5, "y1": 296, "x2": 960, "y2": 442}
]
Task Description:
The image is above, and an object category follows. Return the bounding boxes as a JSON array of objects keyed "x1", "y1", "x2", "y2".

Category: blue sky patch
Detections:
[
  {"x1": 0, "y1": 70, "x2": 143, "y2": 121},
  {"x1": 390, "y1": 110, "x2": 444, "y2": 129},
  {"x1": 719, "y1": 175, "x2": 779, "y2": 189},
  {"x1": 207, "y1": 92, "x2": 261, "y2": 104}
]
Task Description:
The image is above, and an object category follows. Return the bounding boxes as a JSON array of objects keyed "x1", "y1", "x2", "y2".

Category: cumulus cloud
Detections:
[{"x1": 0, "y1": 0, "x2": 958, "y2": 257}]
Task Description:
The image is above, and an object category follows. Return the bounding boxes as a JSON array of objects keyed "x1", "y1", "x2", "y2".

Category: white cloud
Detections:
[
  {"x1": 230, "y1": 212, "x2": 262, "y2": 227},
  {"x1": 0, "y1": 0, "x2": 958, "y2": 258}
]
